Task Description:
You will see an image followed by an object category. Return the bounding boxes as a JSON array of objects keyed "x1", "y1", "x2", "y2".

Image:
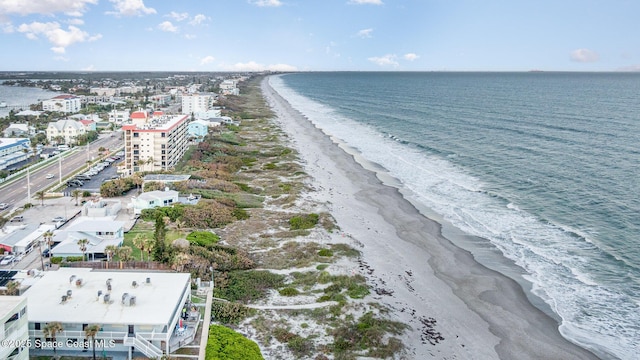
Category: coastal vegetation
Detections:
[{"x1": 86, "y1": 75, "x2": 409, "y2": 359}]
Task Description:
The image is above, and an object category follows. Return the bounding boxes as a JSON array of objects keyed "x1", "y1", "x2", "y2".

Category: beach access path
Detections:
[{"x1": 261, "y1": 76, "x2": 599, "y2": 360}]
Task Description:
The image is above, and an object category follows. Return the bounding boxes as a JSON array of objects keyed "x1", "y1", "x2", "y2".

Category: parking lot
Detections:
[{"x1": 63, "y1": 155, "x2": 121, "y2": 193}]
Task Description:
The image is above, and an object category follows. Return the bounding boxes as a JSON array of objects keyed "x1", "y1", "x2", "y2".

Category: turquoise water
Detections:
[{"x1": 271, "y1": 72, "x2": 640, "y2": 360}]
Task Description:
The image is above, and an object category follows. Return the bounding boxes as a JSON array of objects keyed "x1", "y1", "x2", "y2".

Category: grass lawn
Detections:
[{"x1": 122, "y1": 226, "x2": 187, "y2": 260}]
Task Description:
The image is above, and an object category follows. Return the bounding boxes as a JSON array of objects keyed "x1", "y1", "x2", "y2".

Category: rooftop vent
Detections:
[
  {"x1": 103, "y1": 293, "x2": 111, "y2": 303},
  {"x1": 75, "y1": 278, "x2": 83, "y2": 287},
  {"x1": 69, "y1": 275, "x2": 76, "y2": 284},
  {"x1": 61, "y1": 295, "x2": 68, "y2": 304},
  {"x1": 146, "y1": 277, "x2": 151, "y2": 284},
  {"x1": 66, "y1": 289, "x2": 72, "y2": 298},
  {"x1": 106, "y1": 278, "x2": 112, "y2": 286},
  {"x1": 107, "y1": 283, "x2": 112, "y2": 292},
  {"x1": 122, "y1": 293, "x2": 129, "y2": 302},
  {"x1": 132, "y1": 281, "x2": 138, "y2": 288},
  {"x1": 97, "y1": 290, "x2": 102, "y2": 299},
  {"x1": 128, "y1": 296, "x2": 136, "y2": 306}
]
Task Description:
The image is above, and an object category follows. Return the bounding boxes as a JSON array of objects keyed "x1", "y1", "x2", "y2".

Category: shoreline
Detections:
[{"x1": 261, "y1": 76, "x2": 600, "y2": 359}]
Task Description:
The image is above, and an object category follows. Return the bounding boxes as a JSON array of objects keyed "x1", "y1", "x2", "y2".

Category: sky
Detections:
[{"x1": 0, "y1": 0, "x2": 639, "y2": 72}]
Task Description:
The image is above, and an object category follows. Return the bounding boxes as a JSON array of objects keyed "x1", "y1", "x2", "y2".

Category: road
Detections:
[{"x1": 0, "y1": 134, "x2": 122, "y2": 212}]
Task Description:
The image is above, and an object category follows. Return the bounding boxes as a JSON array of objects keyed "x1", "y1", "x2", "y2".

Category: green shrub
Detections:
[
  {"x1": 316, "y1": 264, "x2": 329, "y2": 271},
  {"x1": 278, "y1": 287, "x2": 300, "y2": 296},
  {"x1": 50, "y1": 257, "x2": 63, "y2": 264},
  {"x1": 263, "y1": 163, "x2": 277, "y2": 170},
  {"x1": 347, "y1": 284, "x2": 370, "y2": 299},
  {"x1": 186, "y1": 231, "x2": 220, "y2": 247},
  {"x1": 206, "y1": 325, "x2": 263, "y2": 360},
  {"x1": 66, "y1": 256, "x2": 84, "y2": 262},
  {"x1": 289, "y1": 213, "x2": 319, "y2": 230},
  {"x1": 318, "y1": 249, "x2": 333, "y2": 257},
  {"x1": 214, "y1": 270, "x2": 285, "y2": 303},
  {"x1": 232, "y1": 208, "x2": 250, "y2": 220},
  {"x1": 211, "y1": 301, "x2": 255, "y2": 325}
]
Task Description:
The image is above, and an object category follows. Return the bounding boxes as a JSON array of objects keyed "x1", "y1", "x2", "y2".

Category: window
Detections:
[
  {"x1": 133, "y1": 133, "x2": 139, "y2": 137},
  {"x1": 161, "y1": 132, "x2": 166, "y2": 137}
]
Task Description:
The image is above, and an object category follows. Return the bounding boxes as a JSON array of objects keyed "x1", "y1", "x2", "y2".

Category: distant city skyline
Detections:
[{"x1": 0, "y1": 0, "x2": 638, "y2": 72}]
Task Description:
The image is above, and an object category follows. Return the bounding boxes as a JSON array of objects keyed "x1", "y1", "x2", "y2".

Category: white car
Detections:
[
  {"x1": 46, "y1": 173, "x2": 54, "y2": 179},
  {"x1": 0, "y1": 255, "x2": 16, "y2": 265}
]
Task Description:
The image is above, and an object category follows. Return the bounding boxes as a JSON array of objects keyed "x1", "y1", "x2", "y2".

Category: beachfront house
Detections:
[
  {"x1": 130, "y1": 189, "x2": 179, "y2": 215},
  {"x1": 49, "y1": 217, "x2": 124, "y2": 260},
  {"x1": 23, "y1": 268, "x2": 196, "y2": 359}
]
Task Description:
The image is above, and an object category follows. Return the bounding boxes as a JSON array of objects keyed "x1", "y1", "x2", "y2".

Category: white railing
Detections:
[
  {"x1": 122, "y1": 333, "x2": 162, "y2": 359},
  {"x1": 29, "y1": 329, "x2": 127, "y2": 340}
]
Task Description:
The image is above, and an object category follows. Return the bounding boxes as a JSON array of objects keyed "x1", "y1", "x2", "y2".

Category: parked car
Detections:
[
  {"x1": 67, "y1": 179, "x2": 84, "y2": 187},
  {"x1": 76, "y1": 174, "x2": 91, "y2": 181},
  {"x1": 45, "y1": 173, "x2": 54, "y2": 179},
  {"x1": 42, "y1": 249, "x2": 51, "y2": 257},
  {"x1": 10, "y1": 215, "x2": 23, "y2": 222},
  {"x1": 0, "y1": 203, "x2": 9, "y2": 210},
  {"x1": 0, "y1": 255, "x2": 15, "y2": 265}
]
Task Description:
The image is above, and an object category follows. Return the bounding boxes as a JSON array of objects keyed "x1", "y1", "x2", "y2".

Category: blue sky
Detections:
[{"x1": 0, "y1": 0, "x2": 638, "y2": 72}]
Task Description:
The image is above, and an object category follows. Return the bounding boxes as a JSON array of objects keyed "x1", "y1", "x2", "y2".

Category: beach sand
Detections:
[{"x1": 261, "y1": 76, "x2": 599, "y2": 360}]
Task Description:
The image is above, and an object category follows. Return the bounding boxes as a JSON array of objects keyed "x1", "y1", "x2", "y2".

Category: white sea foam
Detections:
[{"x1": 270, "y1": 75, "x2": 640, "y2": 360}]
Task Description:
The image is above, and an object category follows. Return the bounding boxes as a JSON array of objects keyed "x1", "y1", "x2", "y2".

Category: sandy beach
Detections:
[{"x1": 260, "y1": 76, "x2": 599, "y2": 360}]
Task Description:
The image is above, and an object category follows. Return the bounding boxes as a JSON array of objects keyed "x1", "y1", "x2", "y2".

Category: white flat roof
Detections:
[
  {"x1": 0, "y1": 296, "x2": 26, "y2": 319},
  {"x1": 24, "y1": 268, "x2": 190, "y2": 326}
]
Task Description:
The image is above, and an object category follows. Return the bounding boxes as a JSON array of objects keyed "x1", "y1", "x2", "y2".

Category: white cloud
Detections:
[
  {"x1": 82, "y1": 64, "x2": 96, "y2": 71},
  {"x1": 0, "y1": 0, "x2": 97, "y2": 16},
  {"x1": 249, "y1": 0, "x2": 283, "y2": 7},
  {"x1": 570, "y1": 48, "x2": 599, "y2": 63},
  {"x1": 226, "y1": 61, "x2": 297, "y2": 72},
  {"x1": 2, "y1": 23, "x2": 15, "y2": 33},
  {"x1": 356, "y1": 28, "x2": 373, "y2": 38},
  {"x1": 368, "y1": 54, "x2": 398, "y2": 67},
  {"x1": 185, "y1": 34, "x2": 197, "y2": 40},
  {"x1": 200, "y1": 56, "x2": 215, "y2": 65},
  {"x1": 166, "y1": 11, "x2": 189, "y2": 22},
  {"x1": 67, "y1": 18, "x2": 85, "y2": 25},
  {"x1": 158, "y1": 21, "x2": 178, "y2": 33},
  {"x1": 348, "y1": 0, "x2": 383, "y2": 5},
  {"x1": 189, "y1": 14, "x2": 208, "y2": 26},
  {"x1": 403, "y1": 53, "x2": 419, "y2": 61},
  {"x1": 107, "y1": 0, "x2": 156, "y2": 17},
  {"x1": 17, "y1": 21, "x2": 101, "y2": 52}
]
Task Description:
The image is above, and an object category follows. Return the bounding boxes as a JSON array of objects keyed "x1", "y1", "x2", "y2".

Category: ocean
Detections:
[{"x1": 270, "y1": 72, "x2": 640, "y2": 360}]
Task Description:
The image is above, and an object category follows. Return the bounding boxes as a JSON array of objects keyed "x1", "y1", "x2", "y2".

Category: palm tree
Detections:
[
  {"x1": 43, "y1": 230, "x2": 54, "y2": 252},
  {"x1": 133, "y1": 234, "x2": 147, "y2": 261},
  {"x1": 77, "y1": 238, "x2": 89, "y2": 261},
  {"x1": 1, "y1": 280, "x2": 19, "y2": 295},
  {"x1": 104, "y1": 244, "x2": 118, "y2": 262},
  {"x1": 36, "y1": 190, "x2": 46, "y2": 206},
  {"x1": 116, "y1": 246, "x2": 133, "y2": 268},
  {"x1": 131, "y1": 173, "x2": 143, "y2": 194},
  {"x1": 72, "y1": 189, "x2": 82, "y2": 206},
  {"x1": 143, "y1": 237, "x2": 155, "y2": 262},
  {"x1": 84, "y1": 324, "x2": 101, "y2": 360},
  {"x1": 43, "y1": 322, "x2": 64, "y2": 354}
]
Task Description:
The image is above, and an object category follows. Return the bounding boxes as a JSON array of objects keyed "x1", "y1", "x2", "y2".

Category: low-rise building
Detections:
[
  {"x1": 0, "y1": 296, "x2": 29, "y2": 360},
  {"x1": 50, "y1": 217, "x2": 124, "y2": 260},
  {"x1": 187, "y1": 119, "x2": 210, "y2": 141},
  {"x1": 3, "y1": 123, "x2": 35, "y2": 138},
  {"x1": 0, "y1": 138, "x2": 31, "y2": 170},
  {"x1": 24, "y1": 268, "x2": 195, "y2": 359},
  {"x1": 46, "y1": 119, "x2": 86, "y2": 145},
  {"x1": 130, "y1": 189, "x2": 179, "y2": 215},
  {"x1": 42, "y1": 95, "x2": 81, "y2": 113}
]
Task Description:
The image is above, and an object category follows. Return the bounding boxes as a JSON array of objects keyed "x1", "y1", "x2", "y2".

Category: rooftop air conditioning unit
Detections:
[
  {"x1": 66, "y1": 289, "x2": 72, "y2": 297},
  {"x1": 132, "y1": 281, "x2": 138, "y2": 288},
  {"x1": 103, "y1": 294, "x2": 111, "y2": 303},
  {"x1": 61, "y1": 295, "x2": 68, "y2": 303},
  {"x1": 97, "y1": 290, "x2": 102, "y2": 299},
  {"x1": 76, "y1": 278, "x2": 83, "y2": 287},
  {"x1": 128, "y1": 296, "x2": 136, "y2": 306},
  {"x1": 146, "y1": 277, "x2": 151, "y2": 284},
  {"x1": 122, "y1": 293, "x2": 129, "y2": 303}
]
